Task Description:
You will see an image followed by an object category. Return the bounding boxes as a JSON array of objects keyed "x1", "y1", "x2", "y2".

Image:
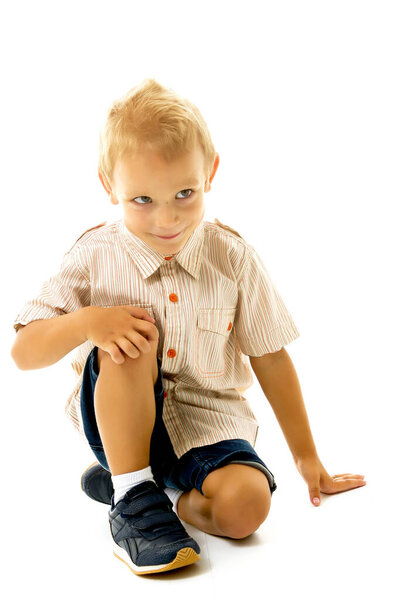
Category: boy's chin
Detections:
[
  {"x1": 149, "y1": 230, "x2": 189, "y2": 253},
  {"x1": 151, "y1": 238, "x2": 185, "y2": 254}
]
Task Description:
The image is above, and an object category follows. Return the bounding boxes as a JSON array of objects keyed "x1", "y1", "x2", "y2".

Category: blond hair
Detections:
[{"x1": 98, "y1": 78, "x2": 216, "y2": 187}]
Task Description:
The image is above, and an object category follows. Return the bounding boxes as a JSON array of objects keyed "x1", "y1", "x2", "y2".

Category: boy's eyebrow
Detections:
[{"x1": 127, "y1": 179, "x2": 201, "y2": 196}]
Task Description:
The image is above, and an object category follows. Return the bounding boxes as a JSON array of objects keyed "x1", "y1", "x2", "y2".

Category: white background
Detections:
[{"x1": 1, "y1": 1, "x2": 399, "y2": 597}]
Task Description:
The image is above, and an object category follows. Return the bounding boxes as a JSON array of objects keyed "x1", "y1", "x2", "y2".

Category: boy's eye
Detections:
[
  {"x1": 132, "y1": 189, "x2": 193, "y2": 205},
  {"x1": 132, "y1": 196, "x2": 151, "y2": 205},
  {"x1": 176, "y1": 189, "x2": 193, "y2": 199}
]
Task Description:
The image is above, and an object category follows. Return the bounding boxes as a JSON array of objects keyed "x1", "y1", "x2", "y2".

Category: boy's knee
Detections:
[
  {"x1": 212, "y1": 492, "x2": 271, "y2": 539},
  {"x1": 203, "y1": 465, "x2": 272, "y2": 539},
  {"x1": 97, "y1": 341, "x2": 159, "y2": 386}
]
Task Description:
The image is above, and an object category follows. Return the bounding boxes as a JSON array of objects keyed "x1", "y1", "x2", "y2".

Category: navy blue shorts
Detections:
[{"x1": 80, "y1": 346, "x2": 277, "y2": 496}]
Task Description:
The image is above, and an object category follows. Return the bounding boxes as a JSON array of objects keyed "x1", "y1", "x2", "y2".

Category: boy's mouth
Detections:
[{"x1": 154, "y1": 230, "x2": 182, "y2": 240}]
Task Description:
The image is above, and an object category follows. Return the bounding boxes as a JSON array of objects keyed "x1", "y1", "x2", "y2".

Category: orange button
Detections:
[
  {"x1": 169, "y1": 293, "x2": 178, "y2": 302},
  {"x1": 165, "y1": 256, "x2": 173, "y2": 260},
  {"x1": 167, "y1": 349, "x2": 176, "y2": 358},
  {"x1": 227, "y1": 322, "x2": 232, "y2": 331},
  {"x1": 163, "y1": 391, "x2": 167, "y2": 399}
]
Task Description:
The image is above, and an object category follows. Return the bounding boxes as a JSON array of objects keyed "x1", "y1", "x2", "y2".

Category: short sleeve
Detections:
[
  {"x1": 233, "y1": 248, "x2": 300, "y2": 356},
  {"x1": 13, "y1": 247, "x2": 91, "y2": 333}
]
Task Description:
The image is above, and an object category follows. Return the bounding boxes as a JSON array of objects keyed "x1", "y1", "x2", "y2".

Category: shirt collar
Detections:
[{"x1": 117, "y1": 219, "x2": 205, "y2": 280}]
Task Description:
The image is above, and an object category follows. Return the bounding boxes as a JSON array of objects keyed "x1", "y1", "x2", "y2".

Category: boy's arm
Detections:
[
  {"x1": 249, "y1": 348, "x2": 366, "y2": 506},
  {"x1": 12, "y1": 239, "x2": 93, "y2": 370},
  {"x1": 11, "y1": 308, "x2": 90, "y2": 370},
  {"x1": 249, "y1": 347, "x2": 318, "y2": 461}
]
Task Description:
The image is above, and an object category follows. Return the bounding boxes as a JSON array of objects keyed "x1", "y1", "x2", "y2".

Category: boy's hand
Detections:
[
  {"x1": 83, "y1": 305, "x2": 159, "y2": 364},
  {"x1": 294, "y1": 455, "x2": 366, "y2": 507}
]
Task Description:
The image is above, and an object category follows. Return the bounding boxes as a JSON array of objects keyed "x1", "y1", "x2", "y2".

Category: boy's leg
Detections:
[
  {"x1": 177, "y1": 464, "x2": 271, "y2": 539},
  {"x1": 92, "y1": 343, "x2": 246, "y2": 538},
  {"x1": 176, "y1": 489, "x2": 225, "y2": 537},
  {"x1": 94, "y1": 341, "x2": 159, "y2": 476},
  {"x1": 92, "y1": 344, "x2": 223, "y2": 536}
]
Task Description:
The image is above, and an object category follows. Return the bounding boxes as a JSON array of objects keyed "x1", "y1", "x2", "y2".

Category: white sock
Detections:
[
  {"x1": 111, "y1": 465, "x2": 155, "y2": 505},
  {"x1": 164, "y1": 486, "x2": 184, "y2": 515}
]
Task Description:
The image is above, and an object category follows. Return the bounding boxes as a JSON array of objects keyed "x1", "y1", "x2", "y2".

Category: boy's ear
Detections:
[
  {"x1": 98, "y1": 170, "x2": 119, "y2": 205},
  {"x1": 205, "y1": 153, "x2": 220, "y2": 192},
  {"x1": 98, "y1": 169, "x2": 111, "y2": 194}
]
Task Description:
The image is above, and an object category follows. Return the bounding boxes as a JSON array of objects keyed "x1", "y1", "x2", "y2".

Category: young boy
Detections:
[{"x1": 11, "y1": 78, "x2": 366, "y2": 577}]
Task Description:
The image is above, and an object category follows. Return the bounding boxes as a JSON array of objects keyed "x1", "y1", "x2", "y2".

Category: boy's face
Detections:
[{"x1": 102, "y1": 143, "x2": 219, "y2": 256}]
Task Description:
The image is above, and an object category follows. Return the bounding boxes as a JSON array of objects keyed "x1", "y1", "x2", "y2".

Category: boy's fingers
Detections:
[
  {"x1": 333, "y1": 479, "x2": 367, "y2": 490},
  {"x1": 107, "y1": 343, "x2": 125, "y2": 364},
  {"x1": 118, "y1": 337, "x2": 141, "y2": 358},
  {"x1": 321, "y1": 478, "x2": 367, "y2": 496},
  {"x1": 332, "y1": 473, "x2": 365, "y2": 479},
  {"x1": 308, "y1": 485, "x2": 321, "y2": 506},
  {"x1": 126, "y1": 305, "x2": 155, "y2": 322}
]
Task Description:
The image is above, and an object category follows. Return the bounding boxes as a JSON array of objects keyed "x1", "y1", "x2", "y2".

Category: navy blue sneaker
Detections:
[
  {"x1": 109, "y1": 480, "x2": 201, "y2": 575},
  {"x1": 81, "y1": 462, "x2": 113, "y2": 505}
]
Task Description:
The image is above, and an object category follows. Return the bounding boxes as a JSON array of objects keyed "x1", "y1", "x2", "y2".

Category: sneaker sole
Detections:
[{"x1": 112, "y1": 541, "x2": 201, "y2": 575}]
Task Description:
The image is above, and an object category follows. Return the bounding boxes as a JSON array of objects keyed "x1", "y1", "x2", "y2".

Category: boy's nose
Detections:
[{"x1": 154, "y1": 215, "x2": 180, "y2": 231}]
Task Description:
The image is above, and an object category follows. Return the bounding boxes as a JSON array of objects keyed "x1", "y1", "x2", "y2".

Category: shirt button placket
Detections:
[
  {"x1": 161, "y1": 255, "x2": 179, "y2": 390},
  {"x1": 167, "y1": 292, "x2": 178, "y2": 361}
]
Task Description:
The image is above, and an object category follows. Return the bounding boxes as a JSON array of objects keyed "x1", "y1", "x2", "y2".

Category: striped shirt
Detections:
[{"x1": 13, "y1": 218, "x2": 300, "y2": 459}]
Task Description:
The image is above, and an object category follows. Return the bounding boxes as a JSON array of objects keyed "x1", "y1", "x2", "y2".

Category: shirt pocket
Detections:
[{"x1": 196, "y1": 307, "x2": 236, "y2": 377}]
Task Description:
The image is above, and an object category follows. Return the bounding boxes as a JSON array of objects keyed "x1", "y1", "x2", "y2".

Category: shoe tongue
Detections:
[
  {"x1": 115, "y1": 480, "x2": 156, "y2": 509},
  {"x1": 126, "y1": 480, "x2": 155, "y2": 498}
]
